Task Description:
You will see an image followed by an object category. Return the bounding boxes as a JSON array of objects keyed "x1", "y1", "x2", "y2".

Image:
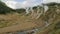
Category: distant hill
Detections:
[
  {"x1": 0, "y1": 1, "x2": 15, "y2": 14},
  {"x1": 0, "y1": 1, "x2": 43, "y2": 14},
  {"x1": 44, "y1": 2, "x2": 60, "y2": 6}
]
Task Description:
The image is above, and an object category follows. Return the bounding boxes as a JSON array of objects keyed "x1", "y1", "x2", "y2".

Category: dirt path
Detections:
[{"x1": 0, "y1": 22, "x2": 44, "y2": 33}]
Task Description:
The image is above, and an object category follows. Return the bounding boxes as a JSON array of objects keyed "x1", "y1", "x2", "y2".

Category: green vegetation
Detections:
[
  {"x1": 0, "y1": 1, "x2": 15, "y2": 14},
  {"x1": 48, "y1": 22, "x2": 60, "y2": 34},
  {"x1": 35, "y1": 2, "x2": 60, "y2": 34},
  {"x1": 15, "y1": 8, "x2": 26, "y2": 14}
]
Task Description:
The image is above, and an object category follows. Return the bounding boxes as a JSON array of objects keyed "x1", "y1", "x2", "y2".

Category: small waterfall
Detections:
[
  {"x1": 30, "y1": 7, "x2": 34, "y2": 15},
  {"x1": 44, "y1": 5, "x2": 49, "y2": 13},
  {"x1": 25, "y1": 7, "x2": 30, "y2": 14},
  {"x1": 45, "y1": 21, "x2": 49, "y2": 27}
]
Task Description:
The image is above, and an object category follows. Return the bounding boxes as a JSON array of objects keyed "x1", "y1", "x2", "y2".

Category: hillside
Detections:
[
  {"x1": 0, "y1": 1, "x2": 45, "y2": 34},
  {"x1": 0, "y1": 1, "x2": 15, "y2": 14},
  {"x1": 36, "y1": 2, "x2": 60, "y2": 34},
  {"x1": 0, "y1": 1, "x2": 60, "y2": 34}
]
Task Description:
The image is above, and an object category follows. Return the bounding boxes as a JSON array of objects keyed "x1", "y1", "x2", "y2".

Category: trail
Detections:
[{"x1": 0, "y1": 21, "x2": 45, "y2": 34}]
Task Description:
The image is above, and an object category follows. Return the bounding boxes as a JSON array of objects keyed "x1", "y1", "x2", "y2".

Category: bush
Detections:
[
  {"x1": 55, "y1": 22, "x2": 60, "y2": 29},
  {"x1": 15, "y1": 8, "x2": 26, "y2": 13}
]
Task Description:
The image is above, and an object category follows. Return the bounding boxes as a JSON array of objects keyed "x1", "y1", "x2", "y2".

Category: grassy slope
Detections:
[
  {"x1": 0, "y1": 13, "x2": 45, "y2": 28},
  {"x1": 35, "y1": 3, "x2": 60, "y2": 34},
  {"x1": 36, "y1": 15, "x2": 60, "y2": 34}
]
